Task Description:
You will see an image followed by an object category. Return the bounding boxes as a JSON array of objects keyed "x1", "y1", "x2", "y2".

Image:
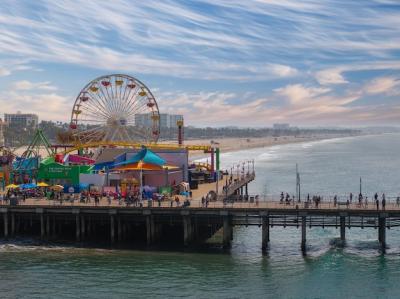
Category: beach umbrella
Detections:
[
  {"x1": 37, "y1": 182, "x2": 49, "y2": 187},
  {"x1": 50, "y1": 185, "x2": 64, "y2": 191},
  {"x1": 5, "y1": 184, "x2": 19, "y2": 189}
]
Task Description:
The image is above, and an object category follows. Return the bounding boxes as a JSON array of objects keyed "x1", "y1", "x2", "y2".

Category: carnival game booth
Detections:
[{"x1": 37, "y1": 156, "x2": 92, "y2": 192}]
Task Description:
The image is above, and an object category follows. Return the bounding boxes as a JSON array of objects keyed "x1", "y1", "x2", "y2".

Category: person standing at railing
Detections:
[
  {"x1": 397, "y1": 196, "x2": 400, "y2": 207},
  {"x1": 334, "y1": 195, "x2": 337, "y2": 207},
  {"x1": 382, "y1": 194, "x2": 386, "y2": 210},
  {"x1": 376, "y1": 198, "x2": 379, "y2": 211},
  {"x1": 364, "y1": 196, "x2": 368, "y2": 208},
  {"x1": 350, "y1": 192, "x2": 353, "y2": 203}
]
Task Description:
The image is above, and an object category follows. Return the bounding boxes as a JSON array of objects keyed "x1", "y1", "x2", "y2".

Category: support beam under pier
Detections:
[
  {"x1": 301, "y1": 215, "x2": 306, "y2": 252},
  {"x1": 110, "y1": 215, "x2": 115, "y2": 244},
  {"x1": 183, "y1": 215, "x2": 192, "y2": 247},
  {"x1": 11, "y1": 213, "x2": 15, "y2": 237},
  {"x1": 340, "y1": 216, "x2": 346, "y2": 242},
  {"x1": 223, "y1": 215, "x2": 232, "y2": 249},
  {"x1": 261, "y1": 215, "x2": 269, "y2": 251},
  {"x1": 379, "y1": 214, "x2": 387, "y2": 251},
  {"x1": 75, "y1": 213, "x2": 80, "y2": 242},
  {"x1": 145, "y1": 214, "x2": 152, "y2": 246},
  {"x1": 2, "y1": 210, "x2": 8, "y2": 239}
]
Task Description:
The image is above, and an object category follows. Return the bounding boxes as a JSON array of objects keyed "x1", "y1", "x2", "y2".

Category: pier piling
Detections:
[
  {"x1": 223, "y1": 215, "x2": 232, "y2": 248},
  {"x1": 340, "y1": 215, "x2": 346, "y2": 242},
  {"x1": 145, "y1": 214, "x2": 152, "y2": 246},
  {"x1": 80, "y1": 215, "x2": 85, "y2": 240},
  {"x1": 46, "y1": 215, "x2": 50, "y2": 239},
  {"x1": 379, "y1": 214, "x2": 387, "y2": 250},
  {"x1": 2, "y1": 210, "x2": 8, "y2": 239},
  {"x1": 75, "y1": 213, "x2": 80, "y2": 242},
  {"x1": 261, "y1": 215, "x2": 270, "y2": 250},
  {"x1": 117, "y1": 217, "x2": 122, "y2": 242},
  {"x1": 183, "y1": 215, "x2": 192, "y2": 246},
  {"x1": 110, "y1": 215, "x2": 115, "y2": 244},
  {"x1": 11, "y1": 212, "x2": 15, "y2": 237},
  {"x1": 301, "y1": 215, "x2": 306, "y2": 252}
]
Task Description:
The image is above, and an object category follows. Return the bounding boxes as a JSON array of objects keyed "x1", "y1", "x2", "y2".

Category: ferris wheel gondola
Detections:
[{"x1": 70, "y1": 74, "x2": 160, "y2": 144}]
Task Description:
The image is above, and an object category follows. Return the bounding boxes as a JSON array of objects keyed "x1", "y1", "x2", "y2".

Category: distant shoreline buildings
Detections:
[
  {"x1": 135, "y1": 113, "x2": 183, "y2": 129},
  {"x1": 4, "y1": 111, "x2": 39, "y2": 129}
]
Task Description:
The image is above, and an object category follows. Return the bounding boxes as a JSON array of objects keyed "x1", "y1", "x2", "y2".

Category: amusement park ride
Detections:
[
  {"x1": 69, "y1": 74, "x2": 160, "y2": 145},
  {"x1": 0, "y1": 74, "x2": 218, "y2": 187}
]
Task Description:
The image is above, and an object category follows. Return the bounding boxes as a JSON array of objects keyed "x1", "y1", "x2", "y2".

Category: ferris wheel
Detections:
[{"x1": 70, "y1": 74, "x2": 160, "y2": 144}]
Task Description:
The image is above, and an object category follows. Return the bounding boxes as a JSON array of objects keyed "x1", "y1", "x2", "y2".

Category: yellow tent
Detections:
[
  {"x1": 5, "y1": 184, "x2": 19, "y2": 189},
  {"x1": 37, "y1": 182, "x2": 49, "y2": 187}
]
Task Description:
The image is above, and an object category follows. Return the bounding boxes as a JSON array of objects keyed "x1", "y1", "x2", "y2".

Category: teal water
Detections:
[{"x1": 1, "y1": 133, "x2": 400, "y2": 299}]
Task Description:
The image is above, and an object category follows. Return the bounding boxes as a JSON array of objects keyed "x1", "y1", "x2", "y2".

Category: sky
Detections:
[{"x1": 0, "y1": 0, "x2": 399, "y2": 127}]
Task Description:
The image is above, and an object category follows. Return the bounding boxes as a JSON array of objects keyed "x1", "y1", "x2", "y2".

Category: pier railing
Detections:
[{"x1": 1, "y1": 196, "x2": 400, "y2": 211}]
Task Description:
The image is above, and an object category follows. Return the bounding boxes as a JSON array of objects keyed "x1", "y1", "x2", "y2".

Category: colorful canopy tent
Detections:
[
  {"x1": 20, "y1": 183, "x2": 37, "y2": 189},
  {"x1": 112, "y1": 147, "x2": 166, "y2": 169},
  {"x1": 111, "y1": 147, "x2": 180, "y2": 200}
]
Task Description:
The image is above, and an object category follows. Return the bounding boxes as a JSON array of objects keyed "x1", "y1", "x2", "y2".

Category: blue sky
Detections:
[{"x1": 0, "y1": 0, "x2": 399, "y2": 126}]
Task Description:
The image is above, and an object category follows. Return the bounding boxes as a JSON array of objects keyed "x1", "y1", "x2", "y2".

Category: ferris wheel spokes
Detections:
[{"x1": 70, "y1": 74, "x2": 160, "y2": 144}]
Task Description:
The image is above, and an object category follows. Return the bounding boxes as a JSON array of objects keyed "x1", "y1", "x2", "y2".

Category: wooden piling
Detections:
[
  {"x1": 223, "y1": 215, "x2": 232, "y2": 248},
  {"x1": 75, "y1": 214, "x2": 80, "y2": 242},
  {"x1": 110, "y1": 215, "x2": 115, "y2": 244},
  {"x1": 11, "y1": 212, "x2": 15, "y2": 237},
  {"x1": 379, "y1": 214, "x2": 387, "y2": 250},
  {"x1": 3, "y1": 210, "x2": 8, "y2": 238},
  {"x1": 340, "y1": 216, "x2": 346, "y2": 241},
  {"x1": 80, "y1": 215, "x2": 85, "y2": 240},
  {"x1": 261, "y1": 215, "x2": 269, "y2": 251},
  {"x1": 301, "y1": 215, "x2": 306, "y2": 252}
]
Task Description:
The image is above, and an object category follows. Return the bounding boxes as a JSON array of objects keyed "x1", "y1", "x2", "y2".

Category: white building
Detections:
[
  {"x1": 4, "y1": 112, "x2": 38, "y2": 128},
  {"x1": 273, "y1": 123, "x2": 290, "y2": 130},
  {"x1": 135, "y1": 113, "x2": 183, "y2": 129}
]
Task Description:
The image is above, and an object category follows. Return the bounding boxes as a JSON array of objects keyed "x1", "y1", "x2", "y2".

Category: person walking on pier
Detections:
[
  {"x1": 350, "y1": 192, "x2": 353, "y2": 203},
  {"x1": 364, "y1": 196, "x2": 368, "y2": 208},
  {"x1": 334, "y1": 195, "x2": 337, "y2": 207},
  {"x1": 358, "y1": 193, "x2": 363, "y2": 207},
  {"x1": 397, "y1": 196, "x2": 400, "y2": 207},
  {"x1": 374, "y1": 193, "x2": 378, "y2": 203},
  {"x1": 376, "y1": 198, "x2": 379, "y2": 211},
  {"x1": 280, "y1": 192, "x2": 284, "y2": 204},
  {"x1": 382, "y1": 193, "x2": 386, "y2": 210}
]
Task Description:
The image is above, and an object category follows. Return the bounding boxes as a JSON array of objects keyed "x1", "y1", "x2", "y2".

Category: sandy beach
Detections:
[{"x1": 185, "y1": 133, "x2": 359, "y2": 160}]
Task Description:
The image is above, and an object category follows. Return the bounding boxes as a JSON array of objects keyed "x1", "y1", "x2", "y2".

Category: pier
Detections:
[{"x1": 1, "y1": 197, "x2": 398, "y2": 252}]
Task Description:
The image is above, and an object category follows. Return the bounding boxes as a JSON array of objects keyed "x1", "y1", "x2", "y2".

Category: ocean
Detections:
[{"x1": 1, "y1": 133, "x2": 400, "y2": 298}]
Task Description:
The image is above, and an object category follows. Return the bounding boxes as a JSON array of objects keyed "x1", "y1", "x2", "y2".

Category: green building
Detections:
[{"x1": 37, "y1": 158, "x2": 92, "y2": 185}]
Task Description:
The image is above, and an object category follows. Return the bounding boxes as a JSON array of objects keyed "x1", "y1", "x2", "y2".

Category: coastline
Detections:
[{"x1": 186, "y1": 133, "x2": 363, "y2": 160}]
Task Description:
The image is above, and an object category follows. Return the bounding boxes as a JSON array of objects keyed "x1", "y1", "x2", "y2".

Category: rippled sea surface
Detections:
[{"x1": 1, "y1": 133, "x2": 400, "y2": 299}]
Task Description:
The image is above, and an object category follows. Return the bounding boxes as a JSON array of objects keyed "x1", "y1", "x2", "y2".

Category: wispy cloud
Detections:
[
  {"x1": 12, "y1": 80, "x2": 57, "y2": 91},
  {"x1": 0, "y1": 1, "x2": 399, "y2": 125}
]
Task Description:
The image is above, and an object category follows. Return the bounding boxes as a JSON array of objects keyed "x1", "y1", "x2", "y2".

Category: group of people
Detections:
[
  {"x1": 0, "y1": 187, "x2": 192, "y2": 209},
  {"x1": 0, "y1": 188, "x2": 63, "y2": 204},
  {"x1": 278, "y1": 191, "x2": 400, "y2": 210},
  {"x1": 332, "y1": 192, "x2": 398, "y2": 210}
]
